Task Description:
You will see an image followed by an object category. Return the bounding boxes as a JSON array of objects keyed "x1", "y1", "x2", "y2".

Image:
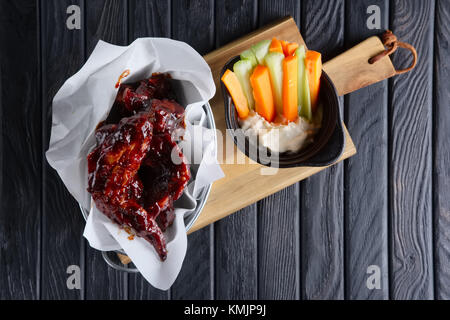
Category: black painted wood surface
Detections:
[
  {"x1": 127, "y1": 0, "x2": 171, "y2": 301},
  {"x1": 0, "y1": 0, "x2": 449, "y2": 300},
  {"x1": 214, "y1": 0, "x2": 258, "y2": 300},
  {"x1": 84, "y1": 0, "x2": 128, "y2": 300},
  {"x1": 0, "y1": 0, "x2": 41, "y2": 300},
  {"x1": 257, "y1": 0, "x2": 300, "y2": 301},
  {"x1": 389, "y1": 0, "x2": 434, "y2": 300},
  {"x1": 344, "y1": 0, "x2": 389, "y2": 300},
  {"x1": 434, "y1": 0, "x2": 450, "y2": 301},
  {"x1": 40, "y1": 0, "x2": 85, "y2": 300},
  {"x1": 300, "y1": 0, "x2": 345, "y2": 300},
  {"x1": 171, "y1": 0, "x2": 214, "y2": 300}
]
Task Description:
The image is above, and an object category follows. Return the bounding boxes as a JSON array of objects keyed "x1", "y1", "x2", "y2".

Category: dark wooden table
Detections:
[{"x1": 1, "y1": 0, "x2": 449, "y2": 300}]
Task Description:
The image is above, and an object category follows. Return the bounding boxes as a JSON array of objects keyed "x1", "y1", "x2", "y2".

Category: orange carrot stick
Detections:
[
  {"x1": 304, "y1": 50, "x2": 322, "y2": 112},
  {"x1": 250, "y1": 65, "x2": 276, "y2": 122},
  {"x1": 282, "y1": 55, "x2": 298, "y2": 122},
  {"x1": 280, "y1": 40, "x2": 289, "y2": 56},
  {"x1": 269, "y1": 38, "x2": 283, "y2": 54},
  {"x1": 221, "y1": 69, "x2": 250, "y2": 119},
  {"x1": 285, "y1": 42, "x2": 299, "y2": 56}
]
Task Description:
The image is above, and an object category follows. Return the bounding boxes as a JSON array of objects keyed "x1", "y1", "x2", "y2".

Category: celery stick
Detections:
[
  {"x1": 251, "y1": 39, "x2": 271, "y2": 65},
  {"x1": 264, "y1": 52, "x2": 284, "y2": 115},
  {"x1": 295, "y1": 46, "x2": 312, "y2": 121},
  {"x1": 240, "y1": 49, "x2": 257, "y2": 68},
  {"x1": 233, "y1": 59, "x2": 255, "y2": 110}
]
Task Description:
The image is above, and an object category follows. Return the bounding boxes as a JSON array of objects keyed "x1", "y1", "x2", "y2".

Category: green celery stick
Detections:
[
  {"x1": 264, "y1": 51, "x2": 284, "y2": 115},
  {"x1": 295, "y1": 46, "x2": 312, "y2": 121},
  {"x1": 233, "y1": 59, "x2": 255, "y2": 110},
  {"x1": 251, "y1": 39, "x2": 271, "y2": 65},
  {"x1": 240, "y1": 49, "x2": 257, "y2": 68}
]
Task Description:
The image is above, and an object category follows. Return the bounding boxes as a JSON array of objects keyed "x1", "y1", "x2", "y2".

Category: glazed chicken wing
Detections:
[
  {"x1": 87, "y1": 110, "x2": 168, "y2": 260},
  {"x1": 87, "y1": 73, "x2": 191, "y2": 261}
]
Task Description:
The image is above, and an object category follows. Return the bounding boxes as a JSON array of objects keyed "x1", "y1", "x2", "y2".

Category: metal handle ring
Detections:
[{"x1": 101, "y1": 251, "x2": 139, "y2": 273}]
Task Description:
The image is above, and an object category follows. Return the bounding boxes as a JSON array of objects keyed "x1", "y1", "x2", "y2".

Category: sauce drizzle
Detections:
[{"x1": 115, "y1": 69, "x2": 131, "y2": 88}]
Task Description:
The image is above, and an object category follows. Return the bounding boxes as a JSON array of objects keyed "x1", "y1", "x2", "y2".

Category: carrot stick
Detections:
[
  {"x1": 269, "y1": 38, "x2": 283, "y2": 54},
  {"x1": 286, "y1": 42, "x2": 299, "y2": 56},
  {"x1": 282, "y1": 55, "x2": 298, "y2": 122},
  {"x1": 280, "y1": 40, "x2": 289, "y2": 56},
  {"x1": 279, "y1": 41, "x2": 300, "y2": 57},
  {"x1": 304, "y1": 50, "x2": 322, "y2": 111},
  {"x1": 250, "y1": 65, "x2": 275, "y2": 122},
  {"x1": 221, "y1": 69, "x2": 250, "y2": 119}
]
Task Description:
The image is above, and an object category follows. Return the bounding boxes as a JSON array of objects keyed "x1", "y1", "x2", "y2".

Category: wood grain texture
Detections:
[
  {"x1": 344, "y1": 0, "x2": 389, "y2": 300},
  {"x1": 214, "y1": 0, "x2": 258, "y2": 300},
  {"x1": 128, "y1": 0, "x2": 170, "y2": 41},
  {"x1": 128, "y1": 274, "x2": 169, "y2": 300},
  {"x1": 170, "y1": 0, "x2": 215, "y2": 300},
  {"x1": 433, "y1": 0, "x2": 450, "y2": 300},
  {"x1": 300, "y1": 0, "x2": 345, "y2": 300},
  {"x1": 0, "y1": 0, "x2": 41, "y2": 299},
  {"x1": 84, "y1": 0, "x2": 129, "y2": 299},
  {"x1": 85, "y1": 250, "x2": 128, "y2": 299},
  {"x1": 258, "y1": 0, "x2": 300, "y2": 27},
  {"x1": 171, "y1": 229, "x2": 213, "y2": 299},
  {"x1": 85, "y1": 0, "x2": 127, "y2": 55},
  {"x1": 40, "y1": 0, "x2": 86, "y2": 300},
  {"x1": 215, "y1": 0, "x2": 257, "y2": 46},
  {"x1": 256, "y1": 0, "x2": 300, "y2": 300},
  {"x1": 323, "y1": 36, "x2": 395, "y2": 96},
  {"x1": 257, "y1": 184, "x2": 299, "y2": 299},
  {"x1": 215, "y1": 205, "x2": 258, "y2": 299},
  {"x1": 389, "y1": 0, "x2": 434, "y2": 300},
  {"x1": 126, "y1": 0, "x2": 171, "y2": 300},
  {"x1": 171, "y1": 0, "x2": 214, "y2": 55}
]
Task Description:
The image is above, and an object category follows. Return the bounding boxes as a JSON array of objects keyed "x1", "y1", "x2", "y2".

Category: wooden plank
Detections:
[
  {"x1": 126, "y1": 0, "x2": 171, "y2": 300},
  {"x1": 170, "y1": 0, "x2": 215, "y2": 300},
  {"x1": 171, "y1": 0, "x2": 214, "y2": 54},
  {"x1": 215, "y1": 205, "x2": 258, "y2": 299},
  {"x1": 0, "y1": 0, "x2": 41, "y2": 300},
  {"x1": 257, "y1": 0, "x2": 300, "y2": 300},
  {"x1": 171, "y1": 227, "x2": 213, "y2": 299},
  {"x1": 190, "y1": 16, "x2": 356, "y2": 233},
  {"x1": 40, "y1": 0, "x2": 86, "y2": 300},
  {"x1": 344, "y1": 0, "x2": 389, "y2": 300},
  {"x1": 85, "y1": 0, "x2": 127, "y2": 55},
  {"x1": 128, "y1": 0, "x2": 171, "y2": 41},
  {"x1": 258, "y1": 184, "x2": 299, "y2": 299},
  {"x1": 85, "y1": 250, "x2": 127, "y2": 299},
  {"x1": 389, "y1": 0, "x2": 434, "y2": 300},
  {"x1": 84, "y1": 0, "x2": 128, "y2": 299},
  {"x1": 214, "y1": 0, "x2": 258, "y2": 300},
  {"x1": 433, "y1": 0, "x2": 450, "y2": 300},
  {"x1": 258, "y1": 0, "x2": 300, "y2": 27},
  {"x1": 300, "y1": 0, "x2": 345, "y2": 300}
]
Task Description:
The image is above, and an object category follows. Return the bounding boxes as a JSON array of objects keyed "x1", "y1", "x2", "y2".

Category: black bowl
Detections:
[{"x1": 221, "y1": 56, "x2": 345, "y2": 168}]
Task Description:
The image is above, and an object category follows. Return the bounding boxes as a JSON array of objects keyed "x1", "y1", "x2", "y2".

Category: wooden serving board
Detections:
[{"x1": 188, "y1": 17, "x2": 395, "y2": 233}]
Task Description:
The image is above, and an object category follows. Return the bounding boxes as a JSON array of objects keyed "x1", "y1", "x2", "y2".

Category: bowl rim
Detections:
[{"x1": 221, "y1": 55, "x2": 345, "y2": 168}]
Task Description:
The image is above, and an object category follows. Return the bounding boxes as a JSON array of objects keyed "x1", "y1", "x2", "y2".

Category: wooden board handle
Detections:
[{"x1": 323, "y1": 36, "x2": 396, "y2": 96}]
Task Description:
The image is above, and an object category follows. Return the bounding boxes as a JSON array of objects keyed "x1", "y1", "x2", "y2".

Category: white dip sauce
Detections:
[{"x1": 239, "y1": 111, "x2": 320, "y2": 153}]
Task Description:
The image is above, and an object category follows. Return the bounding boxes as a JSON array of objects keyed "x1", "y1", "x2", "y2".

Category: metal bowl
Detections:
[{"x1": 80, "y1": 102, "x2": 216, "y2": 272}]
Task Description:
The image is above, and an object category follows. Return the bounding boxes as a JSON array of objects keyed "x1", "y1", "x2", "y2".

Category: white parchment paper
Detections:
[{"x1": 46, "y1": 38, "x2": 224, "y2": 290}]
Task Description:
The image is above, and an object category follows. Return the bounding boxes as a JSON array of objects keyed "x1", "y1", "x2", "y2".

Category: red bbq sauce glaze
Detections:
[{"x1": 87, "y1": 73, "x2": 190, "y2": 261}]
